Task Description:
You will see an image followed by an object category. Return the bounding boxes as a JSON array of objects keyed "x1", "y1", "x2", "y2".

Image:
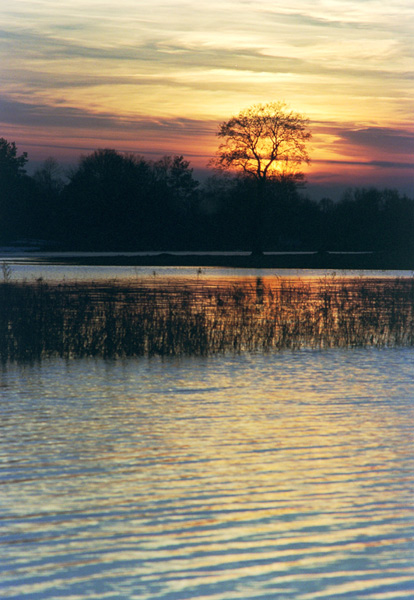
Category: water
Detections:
[
  {"x1": 1, "y1": 250, "x2": 412, "y2": 281},
  {"x1": 1, "y1": 348, "x2": 413, "y2": 599}
]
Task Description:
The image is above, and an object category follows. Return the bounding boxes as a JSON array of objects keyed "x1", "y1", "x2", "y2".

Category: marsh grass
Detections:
[{"x1": 1, "y1": 276, "x2": 413, "y2": 361}]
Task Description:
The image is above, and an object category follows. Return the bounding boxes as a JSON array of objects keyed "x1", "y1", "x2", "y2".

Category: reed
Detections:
[{"x1": 1, "y1": 276, "x2": 413, "y2": 361}]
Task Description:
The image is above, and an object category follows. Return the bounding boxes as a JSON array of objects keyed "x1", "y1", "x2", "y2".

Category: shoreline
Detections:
[{"x1": 39, "y1": 251, "x2": 413, "y2": 271}]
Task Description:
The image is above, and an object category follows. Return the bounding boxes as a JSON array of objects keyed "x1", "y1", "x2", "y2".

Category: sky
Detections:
[{"x1": 1, "y1": 0, "x2": 413, "y2": 198}]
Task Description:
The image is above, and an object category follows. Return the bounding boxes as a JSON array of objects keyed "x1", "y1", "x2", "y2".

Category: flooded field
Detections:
[{"x1": 1, "y1": 266, "x2": 413, "y2": 599}]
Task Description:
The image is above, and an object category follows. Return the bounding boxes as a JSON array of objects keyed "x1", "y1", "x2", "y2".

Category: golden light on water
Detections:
[{"x1": 2, "y1": 347, "x2": 413, "y2": 598}]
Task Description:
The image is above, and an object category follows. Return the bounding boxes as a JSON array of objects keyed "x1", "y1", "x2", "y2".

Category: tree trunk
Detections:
[{"x1": 250, "y1": 179, "x2": 266, "y2": 256}]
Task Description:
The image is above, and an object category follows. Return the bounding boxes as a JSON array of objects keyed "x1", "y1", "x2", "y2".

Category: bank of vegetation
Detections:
[
  {"x1": 1, "y1": 276, "x2": 413, "y2": 361},
  {"x1": 1, "y1": 138, "x2": 413, "y2": 257}
]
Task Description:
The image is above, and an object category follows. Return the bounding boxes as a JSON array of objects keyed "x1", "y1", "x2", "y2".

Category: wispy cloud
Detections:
[
  {"x1": 337, "y1": 127, "x2": 414, "y2": 156},
  {"x1": 313, "y1": 158, "x2": 414, "y2": 170},
  {"x1": 1, "y1": 0, "x2": 413, "y2": 191},
  {"x1": 0, "y1": 95, "x2": 215, "y2": 136}
]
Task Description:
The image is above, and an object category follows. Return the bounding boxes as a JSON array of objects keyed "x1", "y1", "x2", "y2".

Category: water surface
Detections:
[
  {"x1": 0, "y1": 250, "x2": 411, "y2": 281},
  {"x1": 1, "y1": 348, "x2": 413, "y2": 599}
]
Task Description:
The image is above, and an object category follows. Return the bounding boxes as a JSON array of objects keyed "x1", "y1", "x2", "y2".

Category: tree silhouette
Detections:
[
  {"x1": 62, "y1": 149, "x2": 200, "y2": 249},
  {"x1": 33, "y1": 158, "x2": 64, "y2": 194},
  {"x1": 152, "y1": 155, "x2": 200, "y2": 247},
  {"x1": 210, "y1": 102, "x2": 311, "y2": 255},
  {"x1": 30, "y1": 158, "x2": 65, "y2": 239},
  {"x1": 0, "y1": 138, "x2": 31, "y2": 241},
  {"x1": 63, "y1": 149, "x2": 153, "y2": 248},
  {"x1": 153, "y1": 155, "x2": 199, "y2": 210},
  {"x1": 1, "y1": 137, "x2": 412, "y2": 257},
  {"x1": 0, "y1": 138, "x2": 28, "y2": 181}
]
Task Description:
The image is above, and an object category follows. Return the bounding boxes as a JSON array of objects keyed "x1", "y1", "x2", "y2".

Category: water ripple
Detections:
[{"x1": 1, "y1": 348, "x2": 413, "y2": 599}]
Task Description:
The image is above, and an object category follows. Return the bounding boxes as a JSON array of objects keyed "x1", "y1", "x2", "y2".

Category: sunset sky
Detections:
[{"x1": 1, "y1": 0, "x2": 413, "y2": 197}]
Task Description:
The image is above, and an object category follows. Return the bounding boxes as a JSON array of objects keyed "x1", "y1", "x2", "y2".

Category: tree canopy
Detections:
[
  {"x1": 210, "y1": 102, "x2": 311, "y2": 183},
  {"x1": 0, "y1": 138, "x2": 32, "y2": 240},
  {"x1": 62, "y1": 149, "x2": 200, "y2": 249},
  {"x1": 210, "y1": 102, "x2": 312, "y2": 255},
  {"x1": 0, "y1": 138, "x2": 28, "y2": 182}
]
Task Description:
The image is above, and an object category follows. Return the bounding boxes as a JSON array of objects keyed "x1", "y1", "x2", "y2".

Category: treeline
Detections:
[{"x1": 1, "y1": 138, "x2": 413, "y2": 253}]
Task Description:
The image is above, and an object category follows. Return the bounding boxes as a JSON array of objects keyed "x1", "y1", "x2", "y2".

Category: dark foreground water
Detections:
[{"x1": 1, "y1": 348, "x2": 413, "y2": 599}]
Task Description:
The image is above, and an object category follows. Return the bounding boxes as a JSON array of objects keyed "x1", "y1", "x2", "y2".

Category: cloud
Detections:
[
  {"x1": 313, "y1": 158, "x2": 414, "y2": 170},
  {"x1": 1, "y1": 0, "x2": 413, "y2": 193},
  {"x1": 0, "y1": 95, "x2": 215, "y2": 136},
  {"x1": 338, "y1": 127, "x2": 414, "y2": 156},
  {"x1": 311, "y1": 121, "x2": 414, "y2": 163}
]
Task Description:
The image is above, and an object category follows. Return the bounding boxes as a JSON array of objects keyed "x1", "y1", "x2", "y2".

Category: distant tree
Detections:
[
  {"x1": 264, "y1": 181, "x2": 320, "y2": 250},
  {"x1": 0, "y1": 138, "x2": 28, "y2": 182},
  {"x1": 210, "y1": 102, "x2": 311, "y2": 255},
  {"x1": 30, "y1": 158, "x2": 65, "y2": 240},
  {"x1": 63, "y1": 149, "x2": 153, "y2": 248},
  {"x1": 332, "y1": 187, "x2": 414, "y2": 253},
  {"x1": 33, "y1": 157, "x2": 64, "y2": 195},
  {"x1": 200, "y1": 174, "x2": 252, "y2": 250},
  {"x1": 152, "y1": 155, "x2": 200, "y2": 247},
  {"x1": 0, "y1": 138, "x2": 31, "y2": 242},
  {"x1": 153, "y1": 155, "x2": 199, "y2": 210}
]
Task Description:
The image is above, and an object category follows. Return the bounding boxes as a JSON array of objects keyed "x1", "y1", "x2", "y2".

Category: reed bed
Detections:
[{"x1": 0, "y1": 276, "x2": 413, "y2": 361}]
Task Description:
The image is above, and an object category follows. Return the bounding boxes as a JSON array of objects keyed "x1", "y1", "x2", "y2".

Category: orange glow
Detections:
[{"x1": 1, "y1": 0, "x2": 412, "y2": 195}]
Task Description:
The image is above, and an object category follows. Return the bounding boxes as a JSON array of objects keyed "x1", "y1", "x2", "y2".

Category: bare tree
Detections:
[{"x1": 210, "y1": 102, "x2": 311, "y2": 255}]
